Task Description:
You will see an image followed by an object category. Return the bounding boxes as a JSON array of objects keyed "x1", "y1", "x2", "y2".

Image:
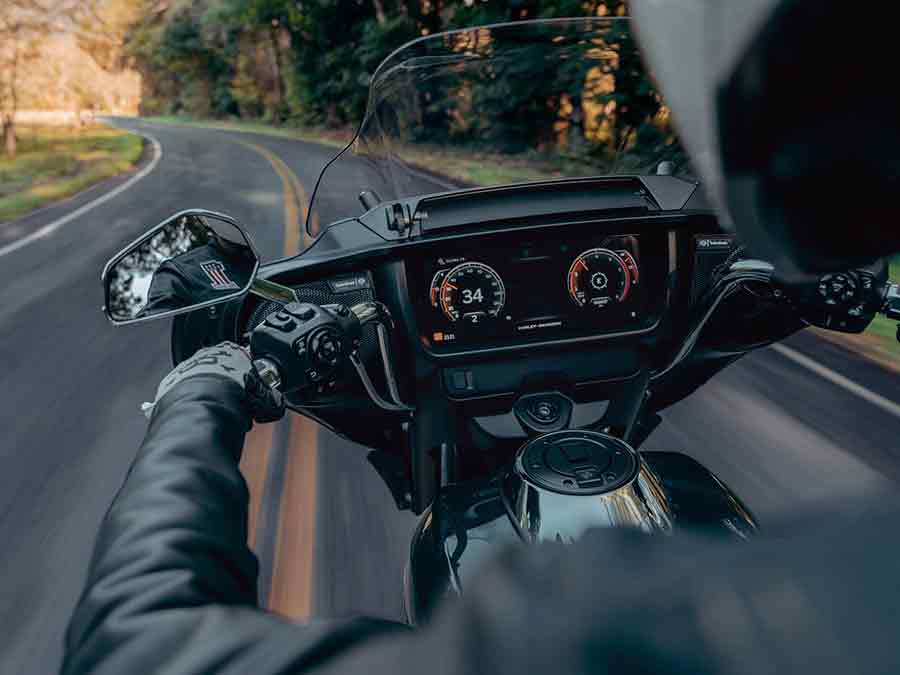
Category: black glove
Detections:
[{"x1": 143, "y1": 342, "x2": 284, "y2": 423}]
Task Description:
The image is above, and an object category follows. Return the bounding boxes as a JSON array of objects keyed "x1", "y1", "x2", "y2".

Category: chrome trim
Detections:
[
  {"x1": 250, "y1": 278, "x2": 299, "y2": 304},
  {"x1": 252, "y1": 358, "x2": 282, "y2": 390},
  {"x1": 350, "y1": 301, "x2": 393, "y2": 327},
  {"x1": 101, "y1": 209, "x2": 261, "y2": 327},
  {"x1": 349, "y1": 351, "x2": 415, "y2": 414},
  {"x1": 376, "y1": 322, "x2": 405, "y2": 405},
  {"x1": 502, "y1": 432, "x2": 674, "y2": 542},
  {"x1": 730, "y1": 259, "x2": 774, "y2": 274}
]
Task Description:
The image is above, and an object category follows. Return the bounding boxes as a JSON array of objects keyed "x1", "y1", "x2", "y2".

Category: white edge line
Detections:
[
  {"x1": 0, "y1": 128, "x2": 163, "y2": 259},
  {"x1": 772, "y1": 343, "x2": 900, "y2": 420}
]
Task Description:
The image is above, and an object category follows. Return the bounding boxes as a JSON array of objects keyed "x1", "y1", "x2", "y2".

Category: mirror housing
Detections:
[{"x1": 102, "y1": 210, "x2": 259, "y2": 325}]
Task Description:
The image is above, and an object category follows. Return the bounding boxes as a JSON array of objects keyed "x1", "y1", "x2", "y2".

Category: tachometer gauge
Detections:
[
  {"x1": 440, "y1": 262, "x2": 506, "y2": 324},
  {"x1": 568, "y1": 248, "x2": 631, "y2": 309},
  {"x1": 429, "y1": 269, "x2": 449, "y2": 308},
  {"x1": 616, "y1": 250, "x2": 640, "y2": 285}
]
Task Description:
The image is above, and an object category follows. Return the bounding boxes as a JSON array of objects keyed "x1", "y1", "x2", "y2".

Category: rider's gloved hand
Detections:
[{"x1": 142, "y1": 342, "x2": 284, "y2": 423}]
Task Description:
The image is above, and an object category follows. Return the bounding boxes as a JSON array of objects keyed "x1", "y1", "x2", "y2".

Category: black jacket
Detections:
[{"x1": 63, "y1": 376, "x2": 900, "y2": 674}]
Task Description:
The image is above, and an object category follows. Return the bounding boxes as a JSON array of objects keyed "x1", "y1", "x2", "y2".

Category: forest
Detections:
[
  {"x1": 125, "y1": 0, "x2": 687, "y2": 176},
  {"x1": 1, "y1": 1, "x2": 686, "y2": 177}
]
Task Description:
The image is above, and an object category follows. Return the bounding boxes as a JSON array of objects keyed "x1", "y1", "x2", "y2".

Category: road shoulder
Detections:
[{"x1": 0, "y1": 129, "x2": 161, "y2": 257}]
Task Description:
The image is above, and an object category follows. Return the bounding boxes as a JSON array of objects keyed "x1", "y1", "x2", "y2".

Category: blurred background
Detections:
[{"x1": 1, "y1": 2, "x2": 898, "y2": 674}]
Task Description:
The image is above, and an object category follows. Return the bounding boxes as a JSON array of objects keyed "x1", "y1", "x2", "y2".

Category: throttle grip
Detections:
[{"x1": 250, "y1": 302, "x2": 361, "y2": 394}]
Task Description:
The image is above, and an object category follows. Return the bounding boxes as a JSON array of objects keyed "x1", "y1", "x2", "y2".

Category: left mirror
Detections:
[{"x1": 103, "y1": 210, "x2": 259, "y2": 324}]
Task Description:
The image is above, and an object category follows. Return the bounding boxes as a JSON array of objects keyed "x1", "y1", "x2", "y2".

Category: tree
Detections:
[{"x1": 0, "y1": 0, "x2": 104, "y2": 156}]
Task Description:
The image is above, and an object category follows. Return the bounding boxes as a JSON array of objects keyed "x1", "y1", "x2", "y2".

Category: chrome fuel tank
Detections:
[{"x1": 406, "y1": 431, "x2": 757, "y2": 625}]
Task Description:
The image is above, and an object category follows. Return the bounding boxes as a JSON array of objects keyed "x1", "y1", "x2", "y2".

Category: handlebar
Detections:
[
  {"x1": 249, "y1": 300, "x2": 414, "y2": 416},
  {"x1": 652, "y1": 259, "x2": 774, "y2": 380},
  {"x1": 249, "y1": 262, "x2": 897, "y2": 416}
]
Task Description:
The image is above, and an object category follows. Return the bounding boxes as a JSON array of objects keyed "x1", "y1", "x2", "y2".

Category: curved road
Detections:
[{"x1": 1, "y1": 119, "x2": 898, "y2": 674}]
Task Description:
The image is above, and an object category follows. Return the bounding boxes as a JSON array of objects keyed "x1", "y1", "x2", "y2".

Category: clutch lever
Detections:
[{"x1": 347, "y1": 302, "x2": 414, "y2": 414}]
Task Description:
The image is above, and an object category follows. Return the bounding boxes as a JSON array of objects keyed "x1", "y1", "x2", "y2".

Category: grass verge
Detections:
[{"x1": 0, "y1": 124, "x2": 144, "y2": 223}]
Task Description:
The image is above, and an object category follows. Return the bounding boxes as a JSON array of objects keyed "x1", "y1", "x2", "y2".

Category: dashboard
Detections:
[{"x1": 410, "y1": 227, "x2": 672, "y2": 355}]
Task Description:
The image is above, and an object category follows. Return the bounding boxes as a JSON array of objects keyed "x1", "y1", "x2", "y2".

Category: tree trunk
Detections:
[
  {"x1": 3, "y1": 118, "x2": 16, "y2": 158},
  {"x1": 269, "y1": 30, "x2": 283, "y2": 107},
  {"x1": 372, "y1": 0, "x2": 387, "y2": 26}
]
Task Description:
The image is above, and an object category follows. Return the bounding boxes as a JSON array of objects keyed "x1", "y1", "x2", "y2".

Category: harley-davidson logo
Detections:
[{"x1": 200, "y1": 261, "x2": 240, "y2": 291}]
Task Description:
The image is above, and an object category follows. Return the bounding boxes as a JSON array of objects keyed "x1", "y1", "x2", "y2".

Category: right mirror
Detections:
[{"x1": 103, "y1": 210, "x2": 259, "y2": 324}]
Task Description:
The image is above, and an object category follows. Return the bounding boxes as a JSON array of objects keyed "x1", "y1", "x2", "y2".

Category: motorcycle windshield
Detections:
[{"x1": 306, "y1": 17, "x2": 690, "y2": 236}]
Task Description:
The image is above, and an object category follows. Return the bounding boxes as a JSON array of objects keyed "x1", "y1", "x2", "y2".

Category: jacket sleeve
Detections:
[
  {"x1": 64, "y1": 372, "x2": 896, "y2": 675},
  {"x1": 62, "y1": 375, "x2": 404, "y2": 675}
]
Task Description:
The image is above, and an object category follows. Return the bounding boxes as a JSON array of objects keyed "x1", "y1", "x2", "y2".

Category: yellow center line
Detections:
[
  {"x1": 239, "y1": 423, "x2": 274, "y2": 551},
  {"x1": 232, "y1": 136, "x2": 320, "y2": 620},
  {"x1": 267, "y1": 414, "x2": 319, "y2": 619},
  {"x1": 233, "y1": 138, "x2": 310, "y2": 255}
]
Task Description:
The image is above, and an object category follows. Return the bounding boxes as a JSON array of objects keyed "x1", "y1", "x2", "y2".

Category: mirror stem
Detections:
[{"x1": 250, "y1": 278, "x2": 300, "y2": 304}]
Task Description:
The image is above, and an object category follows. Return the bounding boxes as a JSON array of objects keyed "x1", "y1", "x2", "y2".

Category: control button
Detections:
[
  {"x1": 265, "y1": 312, "x2": 297, "y2": 332},
  {"x1": 283, "y1": 302, "x2": 316, "y2": 321},
  {"x1": 531, "y1": 400, "x2": 561, "y2": 425},
  {"x1": 513, "y1": 392, "x2": 573, "y2": 434},
  {"x1": 306, "y1": 368, "x2": 321, "y2": 383},
  {"x1": 446, "y1": 369, "x2": 474, "y2": 393},
  {"x1": 334, "y1": 305, "x2": 351, "y2": 318},
  {"x1": 309, "y1": 329, "x2": 343, "y2": 368}
]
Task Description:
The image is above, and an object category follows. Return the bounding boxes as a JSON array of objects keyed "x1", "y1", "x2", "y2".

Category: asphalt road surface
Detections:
[{"x1": 1, "y1": 119, "x2": 898, "y2": 674}]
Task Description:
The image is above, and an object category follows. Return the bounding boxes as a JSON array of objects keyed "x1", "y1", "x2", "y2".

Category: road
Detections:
[{"x1": 1, "y1": 119, "x2": 898, "y2": 674}]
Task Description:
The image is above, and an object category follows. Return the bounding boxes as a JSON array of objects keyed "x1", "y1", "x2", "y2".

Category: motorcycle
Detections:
[{"x1": 101, "y1": 18, "x2": 900, "y2": 626}]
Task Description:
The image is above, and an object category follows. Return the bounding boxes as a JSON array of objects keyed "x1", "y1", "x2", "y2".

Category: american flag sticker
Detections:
[{"x1": 200, "y1": 261, "x2": 240, "y2": 291}]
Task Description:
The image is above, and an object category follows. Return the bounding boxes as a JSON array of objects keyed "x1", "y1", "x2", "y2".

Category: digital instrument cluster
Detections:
[{"x1": 416, "y1": 232, "x2": 668, "y2": 353}]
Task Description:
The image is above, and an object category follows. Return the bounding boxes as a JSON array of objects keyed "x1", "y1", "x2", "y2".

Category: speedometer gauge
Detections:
[
  {"x1": 440, "y1": 262, "x2": 506, "y2": 325},
  {"x1": 568, "y1": 248, "x2": 631, "y2": 309}
]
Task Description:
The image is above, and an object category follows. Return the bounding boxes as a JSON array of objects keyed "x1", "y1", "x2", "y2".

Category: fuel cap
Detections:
[{"x1": 516, "y1": 430, "x2": 638, "y2": 495}]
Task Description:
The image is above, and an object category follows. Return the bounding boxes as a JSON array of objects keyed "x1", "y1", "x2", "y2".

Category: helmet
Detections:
[{"x1": 631, "y1": 0, "x2": 900, "y2": 276}]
